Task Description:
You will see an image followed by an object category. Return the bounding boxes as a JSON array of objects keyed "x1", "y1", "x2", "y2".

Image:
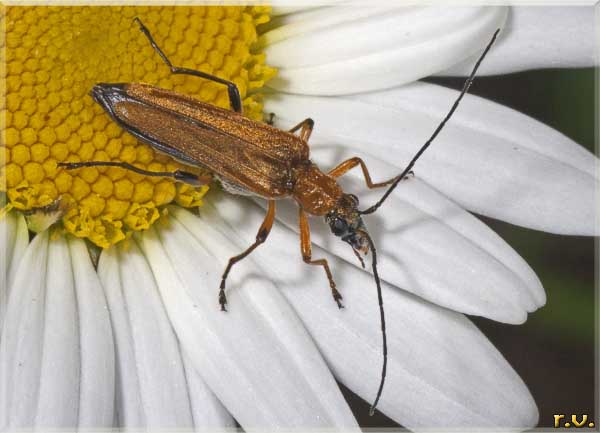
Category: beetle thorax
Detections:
[{"x1": 292, "y1": 161, "x2": 343, "y2": 216}]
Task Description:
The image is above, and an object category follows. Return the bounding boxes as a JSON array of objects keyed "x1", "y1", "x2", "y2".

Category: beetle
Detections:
[{"x1": 60, "y1": 18, "x2": 499, "y2": 415}]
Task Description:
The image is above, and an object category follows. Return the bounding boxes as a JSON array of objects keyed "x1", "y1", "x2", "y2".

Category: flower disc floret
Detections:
[{"x1": 1, "y1": 6, "x2": 276, "y2": 247}]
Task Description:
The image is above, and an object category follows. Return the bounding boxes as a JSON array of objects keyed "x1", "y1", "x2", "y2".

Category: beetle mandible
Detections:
[{"x1": 60, "y1": 18, "x2": 499, "y2": 415}]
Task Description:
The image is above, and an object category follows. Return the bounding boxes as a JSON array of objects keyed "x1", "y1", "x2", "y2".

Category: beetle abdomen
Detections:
[{"x1": 217, "y1": 176, "x2": 257, "y2": 197}]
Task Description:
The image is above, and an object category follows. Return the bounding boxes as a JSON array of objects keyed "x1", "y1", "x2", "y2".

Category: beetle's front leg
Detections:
[
  {"x1": 219, "y1": 200, "x2": 276, "y2": 311},
  {"x1": 328, "y1": 157, "x2": 401, "y2": 189},
  {"x1": 298, "y1": 207, "x2": 343, "y2": 308}
]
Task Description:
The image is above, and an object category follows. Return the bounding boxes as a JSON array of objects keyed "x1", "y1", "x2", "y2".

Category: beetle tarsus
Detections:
[
  {"x1": 219, "y1": 284, "x2": 228, "y2": 312},
  {"x1": 333, "y1": 290, "x2": 344, "y2": 309},
  {"x1": 216, "y1": 201, "x2": 276, "y2": 310},
  {"x1": 265, "y1": 112, "x2": 275, "y2": 126},
  {"x1": 134, "y1": 17, "x2": 244, "y2": 114},
  {"x1": 288, "y1": 118, "x2": 314, "y2": 142}
]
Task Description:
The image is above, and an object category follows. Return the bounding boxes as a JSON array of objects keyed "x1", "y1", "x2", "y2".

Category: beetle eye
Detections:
[
  {"x1": 348, "y1": 194, "x2": 359, "y2": 206},
  {"x1": 331, "y1": 218, "x2": 348, "y2": 236}
]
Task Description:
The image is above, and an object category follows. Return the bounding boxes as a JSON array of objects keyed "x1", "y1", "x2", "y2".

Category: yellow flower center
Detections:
[{"x1": 1, "y1": 6, "x2": 276, "y2": 248}]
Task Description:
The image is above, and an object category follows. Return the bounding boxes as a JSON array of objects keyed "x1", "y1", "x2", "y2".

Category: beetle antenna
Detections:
[
  {"x1": 357, "y1": 229, "x2": 387, "y2": 416},
  {"x1": 360, "y1": 28, "x2": 500, "y2": 216}
]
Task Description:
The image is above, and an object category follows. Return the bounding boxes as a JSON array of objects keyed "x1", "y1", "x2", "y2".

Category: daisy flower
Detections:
[{"x1": 1, "y1": 4, "x2": 597, "y2": 430}]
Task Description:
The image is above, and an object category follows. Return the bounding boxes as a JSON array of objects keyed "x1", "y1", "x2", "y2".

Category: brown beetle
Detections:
[{"x1": 60, "y1": 18, "x2": 499, "y2": 414}]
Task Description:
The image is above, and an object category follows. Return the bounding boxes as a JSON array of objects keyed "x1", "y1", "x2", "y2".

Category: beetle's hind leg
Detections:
[
  {"x1": 219, "y1": 200, "x2": 276, "y2": 311},
  {"x1": 133, "y1": 17, "x2": 243, "y2": 114},
  {"x1": 298, "y1": 207, "x2": 343, "y2": 308},
  {"x1": 58, "y1": 161, "x2": 212, "y2": 186}
]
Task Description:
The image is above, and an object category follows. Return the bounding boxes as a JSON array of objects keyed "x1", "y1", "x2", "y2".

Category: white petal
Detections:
[
  {"x1": 21, "y1": 234, "x2": 79, "y2": 427},
  {"x1": 261, "y1": 5, "x2": 409, "y2": 50},
  {"x1": 264, "y1": 6, "x2": 507, "y2": 95},
  {"x1": 0, "y1": 232, "x2": 49, "y2": 429},
  {"x1": 441, "y1": 7, "x2": 596, "y2": 76},
  {"x1": 211, "y1": 173, "x2": 543, "y2": 327},
  {"x1": 0, "y1": 211, "x2": 28, "y2": 331},
  {"x1": 98, "y1": 242, "x2": 234, "y2": 430},
  {"x1": 68, "y1": 237, "x2": 115, "y2": 428},
  {"x1": 95, "y1": 249, "x2": 143, "y2": 427},
  {"x1": 256, "y1": 164, "x2": 543, "y2": 324},
  {"x1": 98, "y1": 244, "x2": 198, "y2": 428},
  {"x1": 138, "y1": 210, "x2": 358, "y2": 430},
  {"x1": 270, "y1": 3, "x2": 347, "y2": 18},
  {"x1": 205, "y1": 195, "x2": 538, "y2": 429},
  {"x1": 182, "y1": 353, "x2": 236, "y2": 429},
  {"x1": 271, "y1": 6, "x2": 315, "y2": 17},
  {"x1": 0, "y1": 234, "x2": 114, "y2": 429},
  {"x1": 265, "y1": 88, "x2": 599, "y2": 235}
]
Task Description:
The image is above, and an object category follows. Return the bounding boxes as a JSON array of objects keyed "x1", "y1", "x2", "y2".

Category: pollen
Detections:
[{"x1": 1, "y1": 6, "x2": 276, "y2": 248}]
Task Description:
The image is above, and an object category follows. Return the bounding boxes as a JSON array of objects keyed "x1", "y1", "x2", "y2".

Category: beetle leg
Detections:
[
  {"x1": 288, "y1": 118, "x2": 314, "y2": 142},
  {"x1": 328, "y1": 157, "x2": 398, "y2": 189},
  {"x1": 134, "y1": 18, "x2": 243, "y2": 114},
  {"x1": 58, "y1": 161, "x2": 212, "y2": 186},
  {"x1": 219, "y1": 200, "x2": 276, "y2": 311},
  {"x1": 298, "y1": 207, "x2": 343, "y2": 308},
  {"x1": 265, "y1": 112, "x2": 276, "y2": 126}
]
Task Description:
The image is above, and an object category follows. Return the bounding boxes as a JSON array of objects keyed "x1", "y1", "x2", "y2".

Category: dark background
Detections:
[{"x1": 343, "y1": 68, "x2": 597, "y2": 429}]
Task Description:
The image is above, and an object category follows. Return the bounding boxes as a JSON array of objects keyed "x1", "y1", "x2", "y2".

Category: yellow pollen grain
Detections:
[{"x1": 2, "y1": 6, "x2": 276, "y2": 248}]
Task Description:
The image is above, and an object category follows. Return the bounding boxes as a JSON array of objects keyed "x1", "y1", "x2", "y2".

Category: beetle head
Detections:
[{"x1": 326, "y1": 194, "x2": 369, "y2": 260}]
